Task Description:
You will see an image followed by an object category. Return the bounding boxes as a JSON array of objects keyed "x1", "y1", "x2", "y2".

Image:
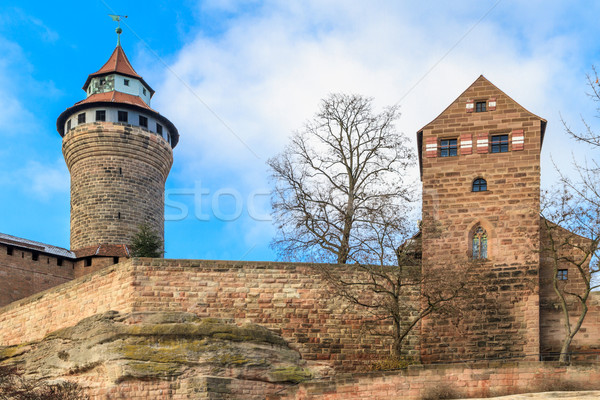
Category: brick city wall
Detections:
[
  {"x1": 268, "y1": 362, "x2": 600, "y2": 400},
  {"x1": 62, "y1": 122, "x2": 173, "y2": 250},
  {"x1": 0, "y1": 243, "x2": 74, "y2": 307},
  {"x1": 0, "y1": 259, "x2": 410, "y2": 371},
  {"x1": 420, "y1": 76, "x2": 542, "y2": 362}
]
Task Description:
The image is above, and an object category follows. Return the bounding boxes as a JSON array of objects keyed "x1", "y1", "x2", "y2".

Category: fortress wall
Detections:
[
  {"x1": 0, "y1": 262, "x2": 135, "y2": 346},
  {"x1": 0, "y1": 259, "x2": 418, "y2": 372},
  {"x1": 0, "y1": 243, "x2": 74, "y2": 308},
  {"x1": 269, "y1": 362, "x2": 600, "y2": 400},
  {"x1": 126, "y1": 259, "x2": 411, "y2": 371}
]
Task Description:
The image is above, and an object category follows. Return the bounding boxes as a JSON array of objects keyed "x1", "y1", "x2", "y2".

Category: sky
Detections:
[{"x1": 0, "y1": 1, "x2": 599, "y2": 261}]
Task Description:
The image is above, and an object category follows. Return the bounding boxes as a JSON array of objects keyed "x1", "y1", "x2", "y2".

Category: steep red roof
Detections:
[
  {"x1": 75, "y1": 91, "x2": 153, "y2": 110},
  {"x1": 73, "y1": 244, "x2": 130, "y2": 258},
  {"x1": 82, "y1": 45, "x2": 154, "y2": 95}
]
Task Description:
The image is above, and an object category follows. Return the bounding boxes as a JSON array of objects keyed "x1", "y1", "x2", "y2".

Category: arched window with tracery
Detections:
[{"x1": 472, "y1": 226, "x2": 488, "y2": 259}]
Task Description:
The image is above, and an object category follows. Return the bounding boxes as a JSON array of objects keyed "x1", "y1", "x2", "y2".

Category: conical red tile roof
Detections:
[{"x1": 82, "y1": 45, "x2": 154, "y2": 95}]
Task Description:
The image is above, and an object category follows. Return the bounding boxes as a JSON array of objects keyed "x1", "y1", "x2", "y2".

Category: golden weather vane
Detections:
[{"x1": 108, "y1": 14, "x2": 128, "y2": 46}]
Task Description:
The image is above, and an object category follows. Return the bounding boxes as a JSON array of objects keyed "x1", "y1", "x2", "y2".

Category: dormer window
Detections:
[
  {"x1": 475, "y1": 101, "x2": 486, "y2": 112},
  {"x1": 124, "y1": 79, "x2": 130, "y2": 86}
]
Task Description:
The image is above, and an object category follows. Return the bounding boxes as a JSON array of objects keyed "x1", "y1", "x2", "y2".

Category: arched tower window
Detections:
[
  {"x1": 472, "y1": 178, "x2": 487, "y2": 192},
  {"x1": 472, "y1": 226, "x2": 488, "y2": 259}
]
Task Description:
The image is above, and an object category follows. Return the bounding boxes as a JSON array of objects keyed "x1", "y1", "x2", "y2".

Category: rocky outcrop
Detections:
[{"x1": 0, "y1": 311, "x2": 313, "y2": 399}]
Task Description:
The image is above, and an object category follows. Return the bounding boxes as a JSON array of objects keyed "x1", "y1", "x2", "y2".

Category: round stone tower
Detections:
[{"x1": 56, "y1": 44, "x2": 178, "y2": 253}]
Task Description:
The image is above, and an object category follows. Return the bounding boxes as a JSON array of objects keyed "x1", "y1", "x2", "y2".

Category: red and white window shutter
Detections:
[
  {"x1": 512, "y1": 129, "x2": 524, "y2": 151},
  {"x1": 460, "y1": 134, "x2": 472, "y2": 155},
  {"x1": 466, "y1": 99, "x2": 474, "y2": 113},
  {"x1": 477, "y1": 133, "x2": 489, "y2": 153},
  {"x1": 425, "y1": 137, "x2": 437, "y2": 158},
  {"x1": 488, "y1": 97, "x2": 497, "y2": 111}
]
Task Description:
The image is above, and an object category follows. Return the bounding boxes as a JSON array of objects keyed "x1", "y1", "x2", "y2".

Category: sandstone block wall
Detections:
[
  {"x1": 0, "y1": 243, "x2": 74, "y2": 307},
  {"x1": 0, "y1": 259, "x2": 413, "y2": 372},
  {"x1": 420, "y1": 76, "x2": 543, "y2": 362},
  {"x1": 62, "y1": 122, "x2": 173, "y2": 250},
  {"x1": 269, "y1": 362, "x2": 600, "y2": 400}
]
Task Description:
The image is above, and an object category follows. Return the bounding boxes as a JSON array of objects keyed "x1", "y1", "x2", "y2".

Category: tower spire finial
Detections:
[{"x1": 108, "y1": 14, "x2": 128, "y2": 46}]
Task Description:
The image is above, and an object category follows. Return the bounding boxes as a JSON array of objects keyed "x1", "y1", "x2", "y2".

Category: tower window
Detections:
[
  {"x1": 156, "y1": 123, "x2": 163, "y2": 135},
  {"x1": 143, "y1": 88, "x2": 147, "y2": 96},
  {"x1": 139, "y1": 115, "x2": 148, "y2": 128},
  {"x1": 491, "y1": 135, "x2": 509, "y2": 153},
  {"x1": 6, "y1": 246, "x2": 13, "y2": 256},
  {"x1": 475, "y1": 101, "x2": 486, "y2": 112},
  {"x1": 99, "y1": 78, "x2": 106, "y2": 85},
  {"x1": 66, "y1": 120, "x2": 71, "y2": 131},
  {"x1": 472, "y1": 178, "x2": 487, "y2": 192},
  {"x1": 557, "y1": 269, "x2": 568, "y2": 280},
  {"x1": 77, "y1": 113, "x2": 86, "y2": 124},
  {"x1": 440, "y1": 138, "x2": 457, "y2": 157},
  {"x1": 118, "y1": 111, "x2": 128, "y2": 123},
  {"x1": 96, "y1": 110, "x2": 106, "y2": 122},
  {"x1": 124, "y1": 79, "x2": 130, "y2": 86},
  {"x1": 472, "y1": 226, "x2": 488, "y2": 260}
]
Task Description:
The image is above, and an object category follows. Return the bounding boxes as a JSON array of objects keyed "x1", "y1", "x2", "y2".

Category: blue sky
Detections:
[{"x1": 0, "y1": 1, "x2": 599, "y2": 261}]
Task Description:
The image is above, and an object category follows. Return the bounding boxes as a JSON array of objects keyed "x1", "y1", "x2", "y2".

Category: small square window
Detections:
[
  {"x1": 113, "y1": 256, "x2": 119, "y2": 264},
  {"x1": 557, "y1": 269, "x2": 568, "y2": 280},
  {"x1": 440, "y1": 138, "x2": 458, "y2": 157},
  {"x1": 99, "y1": 78, "x2": 106, "y2": 85},
  {"x1": 156, "y1": 123, "x2": 163, "y2": 135},
  {"x1": 139, "y1": 115, "x2": 148, "y2": 128},
  {"x1": 475, "y1": 101, "x2": 486, "y2": 112},
  {"x1": 124, "y1": 79, "x2": 130, "y2": 86},
  {"x1": 57, "y1": 258, "x2": 63, "y2": 266},
  {"x1": 66, "y1": 120, "x2": 71, "y2": 131},
  {"x1": 118, "y1": 111, "x2": 128, "y2": 123},
  {"x1": 77, "y1": 113, "x2": 86, "y2": 124},
  {"x1": 32, "y1": 252, "x2": 39, "y2": 261},
  {"x1": 96, "y1": 110, "x2": 106, "y2": 122},
  {"x1": 85, "y1": 257, "x2": 92, "y2": 267},
  {"x1": 491, "y1": 135, "x2": 509, "y2": 153},
  {"x1": 6, "y1": 246, "x2": 13, "y2": 256}
]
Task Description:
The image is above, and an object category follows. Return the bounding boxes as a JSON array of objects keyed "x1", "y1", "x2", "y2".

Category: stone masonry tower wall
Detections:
[
  {"x1": 418, "y1": 76, "x2": 546, "y2": 363},
  {"x1": 56, "y1": 44, "x2": 178, "y2": 254},
  {"x1": 63, "y1": 122, "x2": 173, "y2": 250}
]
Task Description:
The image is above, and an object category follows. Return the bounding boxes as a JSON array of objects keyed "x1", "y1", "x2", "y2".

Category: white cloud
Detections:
[{"x1": 18, "y1": 160, "x2": 70, "y2": 201}]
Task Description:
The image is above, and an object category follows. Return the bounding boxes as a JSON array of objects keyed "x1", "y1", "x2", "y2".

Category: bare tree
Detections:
[
  {"x1": 540, "y1": 67, "x2": 600, "y2": 363},
  {"x1": 541, "y1": 189, "x2": 600, "y2": 363},
  {"x1": 318, "y1": 250, "x2": 482, "y2": 359},
  {"x1": 268, "y1": 93, "x2": 415, "y2": 264}
]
